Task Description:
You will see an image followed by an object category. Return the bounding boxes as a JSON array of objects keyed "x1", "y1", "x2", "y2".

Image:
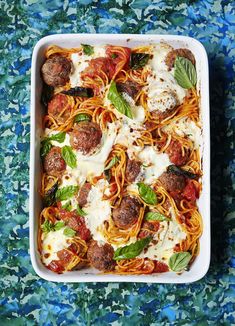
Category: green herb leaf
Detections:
[
  {"x1": 130, "y1": 53, "x2": 150, "y2": 70},
  {"x1": 41, "y1": 220, "x2": 54, "y2": 233},
  {"x1": 145, "y1": 211, "x2": 170, "y2": 221},
  {"x1": 81, "y1": 44, "x2": 94, "y2": 56},
  {"x1": 48, "y1": 132, "x2": 66, "y2": 143},
  {"x1": 108, "y1": 81, "x2": 133, "y2": 119},
  {"x1": 114, "y1": 236, "x2": 152, "y2": 260},
  {"x1": 104, "y1": 156, "x2": 119, "y2": 170},
  {"x1": 167, "y1": 165, "x2": 198, "y2": 180},
  {"x1": 174, "y1": 56, "x2": 197, "y2": 89},
  {"x1": 61, "y1": 146, "x2": 77, "y2": 169},
  {"x1": 63, "y1": 227, "x2": 76, "y2": 237},
  {"x1": 111, "y1": 53, "x2": 118, "y2": 59},
  {"x1": 40, "y1": 140, "x2": 52, "y2": 158},
  {"x1": 54, "y1": 221, "x2": 65, "y2": 231},
  {"x1": 62, "y1": 201, "x2": 72, "y2": 212},
  {"x1": 77, "y1": 205, "x2": 87, "y2": 216},
  {"x1": 137, "y1": 183, "x2": 157, "y2": 205},
  {"x1": 169, "y1": 252, "x2": 192, "y2": 272},
  {"x1": 74, "y1": 113, "x2": 91, "y2": 123},
  {"x1": 56, "y1": 185, "x2": 78, "y2": 201}
]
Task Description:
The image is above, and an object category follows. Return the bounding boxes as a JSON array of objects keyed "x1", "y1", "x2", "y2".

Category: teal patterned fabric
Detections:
[{"x1": 0, "y1": 0, "x2": 234, "y2": 325}]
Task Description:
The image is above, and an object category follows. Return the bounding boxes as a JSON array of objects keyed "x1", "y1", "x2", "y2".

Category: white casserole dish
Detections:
[{"x1": 30, "y1": 34, "x2": 210, "y2": 283}]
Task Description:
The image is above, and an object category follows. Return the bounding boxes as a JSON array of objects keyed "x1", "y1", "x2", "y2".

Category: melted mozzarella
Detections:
[
  {"x1": 138, "y1": 146, "x2": 171, "y2": 185},
  {"x1": 84, "y1": 179, "x2": 111, "y2": 243},
  {"x1": 139, "y1": 209, "x2": 186, "y2": 262},
  {"x1": 121, "y1": 92, "x2": 146, "y2": 123},
  {"x1": 70, "y1": 46, "x2": 107, "y2": 87},
  {"x1": 163, "y1": 117, "x2": 202, "y2": 149},
  {"x1": 42, "y1": 227, "x2": 71, "y2": 266},
  {"x1": 150, "y1": 43, "x2": 173, "y2": 71}
]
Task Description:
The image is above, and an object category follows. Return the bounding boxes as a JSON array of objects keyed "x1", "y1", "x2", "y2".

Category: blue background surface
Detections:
[{"x1": 0, "y1": 0, "x2": 234, "y2": 325}]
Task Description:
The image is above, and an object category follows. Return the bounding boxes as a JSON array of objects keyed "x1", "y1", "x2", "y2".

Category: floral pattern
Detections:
[{"x1": 0, "y1": 0, "x2": 234, "y2": 325}]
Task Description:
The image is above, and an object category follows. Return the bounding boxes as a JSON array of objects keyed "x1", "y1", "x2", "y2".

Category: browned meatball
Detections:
[
  {"x1": 70, "y1": 121, "x2": 102, "y2": 155},
  {"x1": 87, "y1": 241, "x2": 116, "y2": 271},
  {"x1": 165, "y1": 48, "x2": 195, "y2": 71},
  {"x1": 158, "y1": 172, "x2": 186, "y2": 193},
  {"x1": 48, "y1": 94, "x2": 72, "y2": 124},
  {"x1": 165, "y1": 140, "x2": 190, "y2": 166},
  {"x1": 77, "y1": 182, "x2": 92, "y2": 206},
  {"x1": 116, "y1": 80, "x2": 142, "y2": 99},
  {"x1": 126, "y1": 158, "x2": 141, "y2": 183},
  {"x1": 112, "y1": 196, "x2": 141, "y2": 229},
  {"x1": 44, "y1": 147, "x2": 66, "y2": 177},
  {"x1": 151, "y1": 107, "x2": 177, "y2": 121},
  {"x1": 41, "y1": 55, "x2": 72, "y2": 87}
]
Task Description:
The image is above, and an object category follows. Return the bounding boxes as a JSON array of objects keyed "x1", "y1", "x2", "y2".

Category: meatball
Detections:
[
  {"x1": 112, "y1": 196, "x2": 141, "y2": 229},
  {"x1": 166, "y1": 140, "x2": 189, "y2": 166},
  {"x1": 70, "y1": 121, "x2": 102, "y2": 155},
  {"x1": 126, "y1": 158, "x2": 141, "y2": 183},
  {"x1": 77, "y1": 182, "x2": 92, "y2": 206},
  {"x1": 116, "y1": 80, "x2": 142, "y2": 99},
  {"x1": 158, "y1": 172, "x2": 186, "y2": 193},
  {"x1": 165, "y1": 48, "x2": 195, "y2": 71},
  {"x1": 138, "y1": 221, "x2": 160, "y2": 239},
  {"x1": 44, "y1": 147, "x2": 66, "y2": 177},
  {"x1": 41, "y1": 55, "x2": 72, "y2": 87},
  {"x1": 151, "y1": 107, "x2": 177, "y2": 121},
  {"x1": 48, "y1": 94, "x2": 72, "y2": 124},
  {"x1": 87, "y1": 241, "x2": 116, "y2": 271}
]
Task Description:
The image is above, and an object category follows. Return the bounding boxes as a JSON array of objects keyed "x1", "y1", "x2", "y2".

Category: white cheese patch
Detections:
[
  {"x1": 139, "y1": 211, "x2": 187, "y2": 262},
  {"x1": 69, "y1": 46, "x2": 107, "y2": 88},
  {"x1": 163, "y1": 117, "x2": 202, "y2": 149},
  {"x1": 84, "y1": 179, "x2": 111, "y2": 243},
  {"x1": 41, "y1": 227, "x2": 71, "y2": 266},
  {"x1": 121, "y1": 92, "x2": 146, "y2": 123},
  {"x1": 149, "y1": 42, "x2": 173, "y2": 72},
  {"x1": 138, "y1": 146, "x2": 171, "y2": 185}
]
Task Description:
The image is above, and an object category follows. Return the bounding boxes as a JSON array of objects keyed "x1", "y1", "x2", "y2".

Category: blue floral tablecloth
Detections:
[{"x1": 0, "y1": 1, "x2": 234, "y2": 325}]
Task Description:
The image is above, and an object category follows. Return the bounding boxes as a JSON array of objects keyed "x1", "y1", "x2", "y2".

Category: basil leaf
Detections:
[
  {"x1": 40, "y1": 140, "x2": 52, "y2": 158},
  {"x1": 104, "y1": 156, "x2": 119, "y2": 170},
  {"x1": 77, "y1": 205, "x2": 87, "y2": 216},
  {"x1": 130, "y1": 53, "x2": 150, "y2": 70},
  {"x1": 108, "y1": 81, "x2": 133, "y2": 119},
  {"x1": 137, "y1": 183, "x2": 157, "y2": 205},
  {"x1": 74, "y1": 113, "x2": 91, "y2": 123},
  {"x1": 63, "y1": 227, "x2": 76, "y2": 237},
  {"x1": 56, "y1": 185, "x2": 78, "y2": 201},
  {"x1": 62, "y1": 200, "x2": 72, "y2": 212},
  {"x1": 111, "y1": 53, "x2": 118, "y2": 59},
  {"x1": 81, "y1": 44, "x2": 94, "y2": 56},
  {"x1": 41, "y1": 83, "x2": 54, "y2": 107},
  {"x1": 145, "y1": 211, "x2": 170, "y2": 221},
  {"x1": 61, "y1": 146, "x2": 77, "y2": 169},
  {"x1": 104, "y1": 169, "x2": 111, "y2": 182},
  {"x1": 54, "y1": 221, "x2": 65, "y2": 231},
  {"x1": 114, "y1": 236, "x2": 152, "y2": 260},
  {"x1": 169, "y1": 252, "x2": 192, "y2": 272},
  {"x1": 174, "y1": 56, "x2": 197, "y2": 89},
  {"x1": 62, "y1": 87, "x2": 94, "y2": 98},
  {"x1": 44, "y1": 181, "x2": 58, "y2": 207},
  {"x1": 41, "y1": 220, "x2": 54, "y2": 234},
  {"x1": 48, "y1": 132, "x2": 66, "y2": 143},
  {"x1": 167, "y1": 165, "x2": 198, "y2": 180}
]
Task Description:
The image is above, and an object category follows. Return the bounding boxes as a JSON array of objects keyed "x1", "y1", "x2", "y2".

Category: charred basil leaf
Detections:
[
  {"x1": 56, "y1": 185, "x2": 79, "y2": 202},
  {"x1": 81, "y1": 44, "x2": 94, "y2": 56},
  {"x1": 61, "y1": 146, "x2": 77, "y2": 169},
  {"x1": 74, "y1": 113, "x2": 91, "y2": 123},
  {"x1": 145, "y1": 211, "x2": 170, "y2": 222},
  {"x1": 62, "y1": 87, "x2": 94, "y2": 98},
  {"x1": 137, "y1": 182, "x2": 157, "y2": 205},
  {"x1": 114, "y1": 236, "x2": 152, "y2": 260},
  {"x1": 108, "y1": 81, "x2": 133, "y2": 119},
  {"x1": 41, "y1": 83, "x2": 54, "y2": 107},
  {"x1": 130, "y1": 53, "x2": 150, "y2": 70},
  {"x1": 63, "y1": 227, "x2": 76, "y2": 237},
  {"x1": 44, "y1": 181, "x2": 58, "y2": 206},
  {"x1": 169, "y1": 252, "x2": 192, "y2": 272},
  {"x1": 167, "y1": 165, "x2": 198, "y2": 179},
  {"x1": 174, "y1": 56, "x2": 197, "y2": 89},
  {"x1": 104, "y1": 169, "x2": 111, "y2": 182}
]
